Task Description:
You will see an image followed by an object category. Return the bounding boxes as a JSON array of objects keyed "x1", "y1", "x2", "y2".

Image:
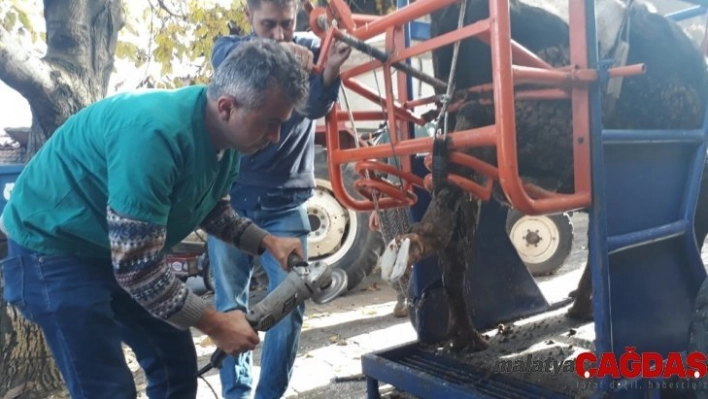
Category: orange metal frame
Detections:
[{"x1": 306, "y1": 0, "x2": 645, "y2": 215}]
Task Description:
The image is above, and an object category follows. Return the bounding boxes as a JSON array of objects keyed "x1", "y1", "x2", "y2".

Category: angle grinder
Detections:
[{"x1": 195, "y1": 253, "x2": 348, "y2": 377}]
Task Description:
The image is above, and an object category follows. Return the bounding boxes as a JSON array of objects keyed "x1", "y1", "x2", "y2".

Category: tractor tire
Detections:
[
  {"x1": 307, "y1": 145, "x2": 385, "y2": 290},
  {"x1": 505, "y1": 209, "x2": 574, "y2": 276},
  {"x1": 201, "y1": 252, "x2": 215, "y2": 293}
]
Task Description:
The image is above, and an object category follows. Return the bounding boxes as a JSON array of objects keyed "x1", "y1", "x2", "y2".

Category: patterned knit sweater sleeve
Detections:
[
  {"x1": 107, "y1": 206, "x2": 210, "y2": 330},
  {"x1": 198, "y1": 197, "x2": 269, "y2": 255},
  {"x1": 106, "y1": 198, "x2": 268, "y2": 330}
]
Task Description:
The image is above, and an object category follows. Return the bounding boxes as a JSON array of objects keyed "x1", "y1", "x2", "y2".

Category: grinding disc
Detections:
[{"x1": 312, "y1": 267, "x2": 348, "y2": 304}]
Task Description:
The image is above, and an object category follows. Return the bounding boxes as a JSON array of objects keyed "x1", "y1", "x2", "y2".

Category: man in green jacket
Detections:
[{"x1": 0, "y1": 38, "x2": 308, "y2": 399}]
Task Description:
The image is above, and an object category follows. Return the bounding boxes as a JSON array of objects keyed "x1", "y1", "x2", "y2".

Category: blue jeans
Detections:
[
  {"x1": 1, "y1": 239, "x2": 198, "y2": 399},
  {"x1": 207, "y1": 202, "x2": 310, "y2": 399}
]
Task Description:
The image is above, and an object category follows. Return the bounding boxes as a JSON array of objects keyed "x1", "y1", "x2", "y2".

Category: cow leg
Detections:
[
  {"x1": 392, "y1": 184, "x2": 465, "y2": 271},
  {"x1": 440, "y1": 194, "x2": 489, "y2": 352},
  {"x1": 567, "y1": 260, "x2": 593, "y2": 320}
]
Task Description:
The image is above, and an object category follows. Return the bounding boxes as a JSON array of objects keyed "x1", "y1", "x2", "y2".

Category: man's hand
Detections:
[
  {"x1": 323, "y1": 39, "x2": 352, "y2": 87},
  {"x1": 261, "y1": 234, "x2": 305, "y2": 271},
  {"x1": 195, "y1": 308, "x2": 260, "y2": 356},
  {"x1": 280, "y1": 42, "x2": 315, "y2": 71}
]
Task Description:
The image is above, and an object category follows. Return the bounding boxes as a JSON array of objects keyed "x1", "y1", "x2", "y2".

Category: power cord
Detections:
[{"x1": 199, "y1": 374, "x2": 219, "y2": 399}]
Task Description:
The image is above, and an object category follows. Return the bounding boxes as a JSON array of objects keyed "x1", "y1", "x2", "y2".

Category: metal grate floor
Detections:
[{"x1": 363, "y1": 343, "x2": 572, "y2": 399}]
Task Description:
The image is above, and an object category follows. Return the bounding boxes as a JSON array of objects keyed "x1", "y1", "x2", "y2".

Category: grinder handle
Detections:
[
  {"x1": 287, "y1": 253, "x2": 307, "y2": 269},
  {"x1": 195, "y1": 311, "x2": 260, "y2": 376},
  {"x1": 195, "y1": 311, "x2": 259, "y2": 377},
  {"x1": 196, "y1": 253, "x2": 307, "y2": 378}
]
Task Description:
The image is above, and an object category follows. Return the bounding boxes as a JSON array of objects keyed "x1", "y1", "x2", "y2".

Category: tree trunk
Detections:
[{"x1": 0, "y1": 0, "x2": 123, "y2": 397}]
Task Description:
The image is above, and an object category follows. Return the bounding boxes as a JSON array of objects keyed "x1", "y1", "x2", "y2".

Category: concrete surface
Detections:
[{"x1": 126, "y1": 212, "x2": 591, "y2": 398}]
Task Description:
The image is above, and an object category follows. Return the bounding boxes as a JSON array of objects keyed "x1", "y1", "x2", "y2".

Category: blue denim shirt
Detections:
[{"x1": 211, "y1": 32, "x2": 341, "y2": 211}]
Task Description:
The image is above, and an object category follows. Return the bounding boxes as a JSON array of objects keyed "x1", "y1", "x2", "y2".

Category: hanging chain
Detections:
[
  {"x1": 432, "y1": 0, "x2": 467, "y2": 140},
  {"x1": 371, "y1": 67, "x2": 416, "y2": 300}
]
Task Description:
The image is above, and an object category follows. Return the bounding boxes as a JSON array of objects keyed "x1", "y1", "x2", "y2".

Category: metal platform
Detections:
[{"x1": 362, "y1": 342, "x2": 572, "y2": 399}]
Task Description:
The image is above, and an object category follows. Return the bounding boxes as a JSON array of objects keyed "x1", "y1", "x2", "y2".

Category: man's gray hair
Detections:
[{"x1": 207, "y1": 38, "x2": 309, "y2": 113}]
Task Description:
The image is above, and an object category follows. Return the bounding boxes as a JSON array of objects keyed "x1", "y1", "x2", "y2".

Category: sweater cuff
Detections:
[
  {"x1": 240, "y1": 223, "x2": 269, "y2": 255},
  {"x1": 166, "y1": 290, "x2": 210, "y2": 330}
]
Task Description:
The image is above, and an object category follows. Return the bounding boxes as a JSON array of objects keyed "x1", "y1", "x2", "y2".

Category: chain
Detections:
[
  {"x1": 431, "y1": 0, "x2": 467, "y2": 140},
  {"x1": 369, "y1": 67, "x2": 416, "y2": 300}
]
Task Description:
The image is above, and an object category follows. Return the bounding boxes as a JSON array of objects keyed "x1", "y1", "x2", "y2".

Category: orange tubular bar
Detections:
[
  {"x1": 311, "y1": 0, "x2": 644, "y2": 214},
  {"x1": 354, "y1": 161, "x2": 426, "y2": 189},
  {"x1": 331, "y1": 126, "x2": 498, "y2": 164},
  {"x1": 336, "y1": 110, "x2": 388, "y2": 121},
  {"x1": 349, "y1": 0, "x2": 461, "y2": 41},
  {"x1": 351, "y1": 13, "x2": 379, "y2": 25},
  {"x1": 342, "y1": 77, "x2": 424, "y2": 125}
]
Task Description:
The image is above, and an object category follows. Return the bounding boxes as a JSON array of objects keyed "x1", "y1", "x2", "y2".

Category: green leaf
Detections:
[
  {"x1": 2, "y1": 11, "x2": 17, "y2": 31},
  {"x1": 16, "y1": 9, "x2": 32, "y2": 30},
  {"x1": 115, "y1": 41, "x2": 140, "y2": 63}
]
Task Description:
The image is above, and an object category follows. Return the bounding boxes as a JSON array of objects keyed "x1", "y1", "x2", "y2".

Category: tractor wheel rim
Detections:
[
  {"x1": 509, "y1": 215, "x2": 561, "y2": 264},
  {"x1": 306, "y1": 178, "x2": 358, "y2": 265}
]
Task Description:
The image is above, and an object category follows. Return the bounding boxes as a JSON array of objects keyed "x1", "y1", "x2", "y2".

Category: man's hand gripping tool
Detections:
[{"x1": 195, "y1": 254, "x2": 347, "y2": 377}]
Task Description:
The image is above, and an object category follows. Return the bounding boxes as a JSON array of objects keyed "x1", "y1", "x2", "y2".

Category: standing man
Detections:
[
  {"x1": 207, "y1": 1, "x2": 351, "y2": 398},
  {"x1": 0, "y1": 39, "x2": 309, "y2": 399}
]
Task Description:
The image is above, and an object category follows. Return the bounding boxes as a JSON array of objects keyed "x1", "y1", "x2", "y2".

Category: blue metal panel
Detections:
[
  {"x1": 678, "y1": 0, "x2": 708, "y2": 9},
  {"x1": 588, "y1": 0, "x2": 708, "y2": 395},
  {"x1": 605, "y1": 220, "x2": 688, "y2": 254},
  {"x1": 397, "y1": 0, "x2": 416, "y2": 143},
  {"x1": 603, "y1": 142, "x2": 697, "y2": 237},
  {"x1": 666, "y1": 5, "x2": 707, "y2": 21},
  {"x1": 594, "y1": 121, "x2": 708, "y2": 394},
  {"x1": 0, "y1": 164, "x2": 24, "y2": 214},
  {"x1": 602, "y1": 129, "x2": 705, "y2": 143},
  {"x1": 410, "y1": 21, "x2": 430, "y2": 41}
]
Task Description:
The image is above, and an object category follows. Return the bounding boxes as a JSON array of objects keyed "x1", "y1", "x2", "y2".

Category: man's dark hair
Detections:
[{"x1": 207, "y1": 38, "x2": 309, "y2": 113}]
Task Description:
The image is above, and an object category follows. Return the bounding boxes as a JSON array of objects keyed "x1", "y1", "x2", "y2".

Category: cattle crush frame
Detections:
[{"x1": 306, "y1": 0, "x2": 708, "y2": 397}]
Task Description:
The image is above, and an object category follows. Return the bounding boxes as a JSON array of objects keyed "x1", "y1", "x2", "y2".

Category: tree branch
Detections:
[
  {"x1": 156, "y1": 0, "x2": 186, "y2": 19},
  {"x1": 0, "y1": 25, "x2": 54, "y2": 105}
]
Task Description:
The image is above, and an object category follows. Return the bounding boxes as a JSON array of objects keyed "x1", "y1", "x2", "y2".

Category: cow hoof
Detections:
[
  {"x1": 448, "y1": 328, "x2": 490, "y2": 353},
  {"x1": 380, "y1": 237, "x2": 411, "y2": 283}
]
